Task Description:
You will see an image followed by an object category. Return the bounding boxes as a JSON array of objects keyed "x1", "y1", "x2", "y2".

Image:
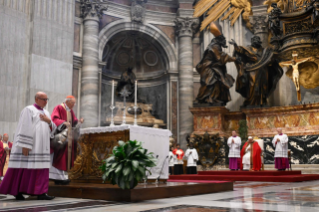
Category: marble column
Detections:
[
  {"x1": 80, "y1": 1, "x2": 107, "y2": 128},
  {"x1": 249, "y1": 5, "x2": 269, "y2": 48},
  {"x1": 175, "y1": 17, "x2": 199, "y2": 149}
]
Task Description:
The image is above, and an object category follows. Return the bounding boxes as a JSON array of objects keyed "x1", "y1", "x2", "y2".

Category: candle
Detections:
[
  {"x1": 135, "y1": 80, "x2": 137, "y2": 106},
  {"x1": 111, "y1": 80, "x2": 114, "y2": 106}
]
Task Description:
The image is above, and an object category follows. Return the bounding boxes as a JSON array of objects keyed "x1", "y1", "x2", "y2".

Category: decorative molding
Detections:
[
  {"x1": 105, "y1": 1, "x2": 177, "y2": 26},
  {"x1": 175, "y1": 17, "x2": 199, "y2": 37},
  {"x1": 249, "y1": 15, "x2": 268, "y2": 35},
  {"x1": 131, "y1": 0, "x2": 147, "y2": 23},
  {"x1": 80, "y1": 0, "x2": 108, "y2": 19}
]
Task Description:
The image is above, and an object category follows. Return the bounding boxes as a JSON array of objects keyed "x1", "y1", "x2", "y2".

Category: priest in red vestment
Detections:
[
  {"x1": 50, "y1": 95, "x2": 84, "y2": 185},
  {"x1": 0, "y1": 134, "x2": 13, "y2": 180},
  {"x1": 240, "y1": 136, "x2": 262, "y2": 171}
]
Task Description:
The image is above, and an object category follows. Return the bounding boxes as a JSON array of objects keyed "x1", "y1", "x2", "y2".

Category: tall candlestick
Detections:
[
  {"x1": 111, "y1": 80, "x2": 114, "y2": 106},
  {"x1": 134, "y1": 80, "x2": 137, "y2": 105},
  {"x1": 110, "y1": 80, "x2": 115, "y2": 127},
  {"x1": 133, "y1": 80, "x2": 138, "y2": 126}
]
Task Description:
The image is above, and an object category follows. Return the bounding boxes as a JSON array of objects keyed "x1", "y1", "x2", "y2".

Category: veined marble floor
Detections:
[{"x1": 1, "y1": 181, "x2": 319, "y2": 212}]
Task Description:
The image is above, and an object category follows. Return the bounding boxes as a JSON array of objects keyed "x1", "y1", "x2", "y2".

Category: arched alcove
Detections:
[{"x1": 102, "y1": 30, "x2": 168, "y2": 79}]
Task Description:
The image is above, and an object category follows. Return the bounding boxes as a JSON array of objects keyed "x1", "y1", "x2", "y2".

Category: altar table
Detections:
[{"x1": 69, "y1": 125, "x2": 171, "y2": 183}]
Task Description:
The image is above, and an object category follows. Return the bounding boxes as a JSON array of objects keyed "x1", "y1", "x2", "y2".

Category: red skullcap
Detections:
[{"x1": 66, "y1": 95, "x2": 75, "y2": 99}]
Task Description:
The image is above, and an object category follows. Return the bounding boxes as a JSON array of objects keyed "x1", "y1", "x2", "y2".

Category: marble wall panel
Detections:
[
  {"x1": 74, "y1": 23, "x2": 81, "y2": 53},
  {"x1": 193, "y1": 82, "x2": 200, "y2": 100},
  {"x1": 153, "y1": 25, "x2": 175, "y2": 44},
  {"x1": 75, "y1": 1, "x2": 81, "y2": 17},
  {"x1": 146, "y1": 4, "x2": 177, "y2": 13},
  {"x1": 193, "y1": 43, "x2": 201, "y2": 68},
  {"x1": 99, "y1": 15, "x2": 121, "y2": 31},
  {"x1": 263, "y1": 135, "x2": 319, "y2": 164}
]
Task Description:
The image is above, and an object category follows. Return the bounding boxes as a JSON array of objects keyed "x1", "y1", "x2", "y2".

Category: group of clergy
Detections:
[
  {"x1": 228, "y1": 129, "x2": 289, "y2": 171},
  {"x1": 0, "y1": 92, "x2": 83, "y2": 201},
  {"x1": 169, "y1": 143, "x2": 199, "y2": 175}
]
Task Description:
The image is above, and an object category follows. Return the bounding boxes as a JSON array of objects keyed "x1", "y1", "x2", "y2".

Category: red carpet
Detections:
[{"x1": 168, "y1": 171, "x2": 319, "y2": 182}]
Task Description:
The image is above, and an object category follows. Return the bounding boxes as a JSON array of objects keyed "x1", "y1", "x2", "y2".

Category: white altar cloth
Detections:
[{"x1": 80, "y1": 125, "x2": 171, "y2": 179}]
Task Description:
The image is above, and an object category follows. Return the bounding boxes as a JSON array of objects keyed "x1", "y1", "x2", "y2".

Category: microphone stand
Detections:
[
  {"x1": 144, "y1": 155, "x2": 159, "y2": 184},
  {"x1": 155, "y1": 155, "x2": 169, "y2": 184}
]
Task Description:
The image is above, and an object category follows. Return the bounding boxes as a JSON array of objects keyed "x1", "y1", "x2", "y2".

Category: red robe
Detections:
[
  {"x1": 0, "y1": 141, "x2": 12, "y2": 177},
  {"x1": 51, "y1": 104, "x2": 78, "y2": 171},
  {"x1": 173, "y1": 148, "x2": 184, "y2": 160},
  {"x1": 240, "y1": 141, "x2": 262, "y2": 171}
]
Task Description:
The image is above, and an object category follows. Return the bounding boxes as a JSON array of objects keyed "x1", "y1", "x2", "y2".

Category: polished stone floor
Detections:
[{"x1": 1, "y1": 181, "x2": 319, "y2": 211}]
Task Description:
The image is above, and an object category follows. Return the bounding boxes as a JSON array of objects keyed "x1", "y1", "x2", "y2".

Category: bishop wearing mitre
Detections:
[
  {"x1": 272, "y1": 128, "x2": 289, "y2": 171},
  {"x1": 241, "y1": 136, "x2": 262, "y2": 171}
]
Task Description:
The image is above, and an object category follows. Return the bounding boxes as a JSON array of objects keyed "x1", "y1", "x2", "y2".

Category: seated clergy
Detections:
[
  {"x1": 241, "y1": 136, "x2": 262, "y2": 171},
  {"x1": 173, "y1": 144, "x2": 184, "y2": 175},
  {"x1": 185, "y1": 142, "x2": 198, "y2": 174}
]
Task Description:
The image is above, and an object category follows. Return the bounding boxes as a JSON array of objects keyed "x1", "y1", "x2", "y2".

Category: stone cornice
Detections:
[{"x1": 106, "y1": 1, "x2": 177, "y2": 26}]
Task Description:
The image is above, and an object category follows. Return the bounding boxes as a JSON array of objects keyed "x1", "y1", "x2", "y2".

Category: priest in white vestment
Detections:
[
  {"x1": 227, "y1": 131, "x2": 241, "y2": 170},
  {"x1": 185, "y1": 143, "x2": 198, "y2": 174},
  {"x1": 0, "y1": 92, "x2": 56, "y2": 200},
  {"x1": 169, "y1": 146, "x2": 176, "y2": 175},
  {"x1": 272, "y1": 128, "x2": 289, "y2": 171}
]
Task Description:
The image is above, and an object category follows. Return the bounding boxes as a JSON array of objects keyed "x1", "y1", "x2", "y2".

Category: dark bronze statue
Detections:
[
  {"x1": 116, "y1": 67, "x2": 136, "y2": 102},
  {"x1": 268, "y1": 3, "x2": 282, "y2": 38},
  {"x1": 194, "y1": 22, "x2": 238, "y2": 106},
  {"x1": 230, "y1": 36, "x2": 283, "y2": 107},
  {"x1": 192, "y1": 132, "x2": 223, "y2": 168}
]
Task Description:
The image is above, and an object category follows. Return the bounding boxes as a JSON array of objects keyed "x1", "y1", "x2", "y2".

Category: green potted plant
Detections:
[
  {"x1": 238, "y1": 119, "x2": 248, "y2": 148},
  {"x1": 100, "y1": 140, "x2": 157, "y2": 189}
]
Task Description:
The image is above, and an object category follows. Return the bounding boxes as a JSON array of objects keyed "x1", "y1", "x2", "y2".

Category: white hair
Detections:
[
  {"x1": 65, "y1": 98, "x2": 75, "y2": 102},
  {"x1": 248, "y1": 136, "x2": 253, "y2": 139}
]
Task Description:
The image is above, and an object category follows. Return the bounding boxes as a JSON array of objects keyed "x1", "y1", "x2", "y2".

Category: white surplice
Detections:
[
  {"x1": 169, "y1": 151, "x2": 176, "y2": 167},
  {"x1": 227, "y1": 136, "x2": 241, "y2": 158},
  {"x1": 185, "y1": 148, "x2": 198, "y2": 167},
  {"x1": 272, "y1": 134, "x2": 288, "y2": 158},
  {"x1": 9, "y1": 105, "x2": 56, "y2": 169},
  {"x1": 242, "y1": 144, "x2": 251, "y2": 170}
]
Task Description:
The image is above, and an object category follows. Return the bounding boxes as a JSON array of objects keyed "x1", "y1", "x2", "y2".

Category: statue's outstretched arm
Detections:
[{"x1": 279, "y1": 61, "x2": 292, "y2": 67}]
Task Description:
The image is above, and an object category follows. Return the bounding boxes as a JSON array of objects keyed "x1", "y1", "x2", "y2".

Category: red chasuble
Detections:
[
  {"x1": 0, "y1": 141, "x2": 12, "y2": 176},
  {"x1": 51, "y1": 104, "x2": 78, "y2": 171},
  {"x1": 240, "y1": 141, "x2": 262, "y2": 171},
  {"x1": 173, "y1": 148, "x2": 184, "y2": 160}
]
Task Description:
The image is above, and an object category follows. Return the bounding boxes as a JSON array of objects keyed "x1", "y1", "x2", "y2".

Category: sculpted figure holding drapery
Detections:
[
  {"x1": 194, "y1": 22, "x2": 238, "y2": 106},
  {"x1": 229, "y1": 36, "x2": 283, "y2": 107}
]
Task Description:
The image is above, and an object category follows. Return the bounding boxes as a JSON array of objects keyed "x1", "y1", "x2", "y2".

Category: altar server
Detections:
[
  {"x1": 272, "y1": 128, "x2": 289, "y2": 171},
  {"x1": 169, "y1": 146, "x2": 176, "y2": 175},
  {"x1": 241, "y1": 136, "x2": 262, "y2": 171},
  {"x1": 0, "y1": 134, "x2": 13, "y2": 180},
  {"x1": 50, "y1": 95, "x2": 83, "y2": 185},
  {"x1": 173, "y1": 144, "x2": 184, "y2": 175},
  {"x1": 227, "y1": 131, "x2": 241, "y2": 170},
  {"x1": 185, "y1": 142, "x2": 198, "y2": 174},
  {"x1": 0, "y1": 92, "x2": 56, "y2": 200}
]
